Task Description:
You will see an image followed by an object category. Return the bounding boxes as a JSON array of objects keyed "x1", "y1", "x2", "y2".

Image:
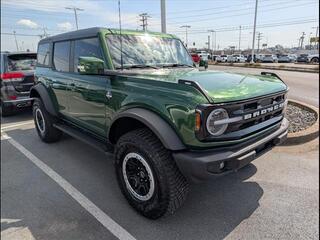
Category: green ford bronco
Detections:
[{"x1": 31, "y1": 27, "x2": 289, "y2": 219}]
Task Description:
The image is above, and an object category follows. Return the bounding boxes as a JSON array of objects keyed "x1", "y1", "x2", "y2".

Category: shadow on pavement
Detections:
[{"x1": 2, "y1": 127, "x2": 263, "y2": 240}]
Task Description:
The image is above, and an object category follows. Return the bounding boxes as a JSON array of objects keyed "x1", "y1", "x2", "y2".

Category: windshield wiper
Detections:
[
  {"x1": 161, "y1": 63, "x2": 194, "y2": 68},
  {"x1": 120, "y1": 64, "x2": 159, "y2": 69}
]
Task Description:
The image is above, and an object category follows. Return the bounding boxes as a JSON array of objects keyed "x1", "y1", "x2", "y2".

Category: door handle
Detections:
[{"x1": 106, "y1": 91, "x2": 112, "y2": 99}]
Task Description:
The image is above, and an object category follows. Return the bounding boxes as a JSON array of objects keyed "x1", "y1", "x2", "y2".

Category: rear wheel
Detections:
[
  {"x1": 33, "y1": 98, "x2": 62, "y2": 143},
  {"x1": 115, "y1": 128, "x2": 189, "y2": 219}
]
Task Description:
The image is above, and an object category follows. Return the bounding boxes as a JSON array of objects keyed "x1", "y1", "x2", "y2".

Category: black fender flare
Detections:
[
  {"x1": 30, "y1": 84, "x2": 58, "y2": 116},
  {"x1": 109, "y1": 108, "x2": 186, "y2": 151}
]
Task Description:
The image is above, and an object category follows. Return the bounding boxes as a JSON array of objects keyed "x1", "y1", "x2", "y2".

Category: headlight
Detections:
[{"x1": 206, "y1": 108, "x2": 229, "y2": 136}]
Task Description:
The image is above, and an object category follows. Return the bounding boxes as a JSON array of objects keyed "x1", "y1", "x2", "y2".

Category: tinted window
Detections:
[
  {"x1": 74, "y1": 38, "x2": 103, "y2": 73},
  {"x1": 37, "y1": 43, "x2": 50, "y2": 66},
  {"x1": 7, "y1": 54, "x2": 37, "y2": 71},
  {"x1": 53, "y1": 41, "x2": 70, "y2": 72}
]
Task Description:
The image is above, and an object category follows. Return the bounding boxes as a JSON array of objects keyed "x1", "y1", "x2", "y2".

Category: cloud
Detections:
[
  {"x1": 17, "y1": 19, "x2": 38, "y2": 29},
  {"x1": 57, "y1": 22, "x2": 73, "y2": 31}
]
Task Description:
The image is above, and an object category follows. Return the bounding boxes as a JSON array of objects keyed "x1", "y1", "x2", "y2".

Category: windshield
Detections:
[
  {"x1": 7, "y1": 54, "x2": 36, "y2": 71},
  {"x1": 106, "y1": 34, "x2": 193, "y2": 69}
]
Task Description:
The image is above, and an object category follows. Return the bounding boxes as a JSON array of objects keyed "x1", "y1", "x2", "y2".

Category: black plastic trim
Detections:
[
  {"x1": 109, "y1": 108, "x2": 186, "y2": 151},
  {"x1": 29, "y1": 83, "x2": 58, "y2": 116},
  {"x1": 173, "y1": 118, "x2": 289, "y2": 182}
]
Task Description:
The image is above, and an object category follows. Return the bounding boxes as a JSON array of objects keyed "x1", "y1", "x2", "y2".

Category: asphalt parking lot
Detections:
[
  {"x1": 1, "y1": 114, "x2": 319, "y2": 240},
  {"x1": 1, "y1": 68, "x2": 319, "y2": 240}
]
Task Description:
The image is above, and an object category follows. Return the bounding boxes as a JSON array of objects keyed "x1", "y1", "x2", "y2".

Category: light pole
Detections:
[
  {"x1": 250, "y1": 0, "x2": 258, "y2": 63},
  {"x1": 160, "y1": 0, "x2": 166, "y2": 33},
  {"x1": 208, "y1": 30, "x2": 215, "y2": 54},
  {"x1": 180, "y1": 25, "x2": 191, "y2": 48},
  {"x1": 238, "y1": 25, "x2": 242, "y2": 51},
  {"x1": 65, "y1": 6, "x2": 84, "y2": 30}
]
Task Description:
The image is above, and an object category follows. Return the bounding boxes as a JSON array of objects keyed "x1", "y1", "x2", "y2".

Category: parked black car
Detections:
[
  {"x1": 296, "y1": 54, "x2": 309, "y2": 63},
  {"x1": 0, "y1": 52, "x2": 36, "y2": 116}
]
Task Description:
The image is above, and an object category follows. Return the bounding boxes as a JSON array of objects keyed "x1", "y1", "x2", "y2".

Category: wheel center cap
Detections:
[{"x1": 140, "y1": 171, "x2": 145, "y2": 178}]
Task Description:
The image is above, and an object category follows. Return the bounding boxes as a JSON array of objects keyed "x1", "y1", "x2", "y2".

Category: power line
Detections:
[
  {"x1": 159, "y1": 1, "x2": 317, "y2": 26},
  {"x1": 173, "y1": 19, "x2": 318, "y2": 34}
]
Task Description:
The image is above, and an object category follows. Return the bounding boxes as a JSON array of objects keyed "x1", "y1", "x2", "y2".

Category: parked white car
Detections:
[
  {"x1": 232, "y1": 54, "x2": 246, "y2": 62},
  {"x1": 226, "y1": 55, "x2": 236, "y2": 63},
  {"x1": 196, "y1": 51, "x2": 210, "y2": 61},
  {"x1": 216, "y1": 55, "x2": 228, "y2": 62},
  {"x1": 261, "y1": 54, "x2": 278, "y2": 63},
  {"x1": 308, "y1": 54, "x2": 319, "y2": 63},
  {"x1": 288, "y1": 54, "x2": 297, "y2": 62}
]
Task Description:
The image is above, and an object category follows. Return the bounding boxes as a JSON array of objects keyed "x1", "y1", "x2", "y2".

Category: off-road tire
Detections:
[
  {"x1": 115, "y1": 128, "x2": 189, "y2": 219},
  {"x1": 33, "y1": 98, "x2": 62, "y2": 143}
]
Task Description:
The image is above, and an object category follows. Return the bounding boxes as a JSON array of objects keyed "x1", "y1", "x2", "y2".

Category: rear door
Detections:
[
  {"x1": 51, "y1": 40, "x2": 73, "y2": 116},
  {"x1": 5, "y1": 53, "x2": 36, "y2": 93},
  {"x1": 68, "y1": 37, "x2": 108, "y2": 136}
]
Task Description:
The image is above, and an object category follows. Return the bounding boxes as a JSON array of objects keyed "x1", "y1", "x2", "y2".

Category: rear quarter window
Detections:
[{"x1": 37, "y1": 43, "x2": 50, "y2": 67}]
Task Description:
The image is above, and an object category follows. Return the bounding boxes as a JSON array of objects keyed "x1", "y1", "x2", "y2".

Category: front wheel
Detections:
[{"x1": 115, "y1": 128, "x2": 189, "y2": 219}]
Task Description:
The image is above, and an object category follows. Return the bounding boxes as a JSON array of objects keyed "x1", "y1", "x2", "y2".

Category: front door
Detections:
[{"x1": 68, "y1": 37, "x2": 108, "y2": 137}]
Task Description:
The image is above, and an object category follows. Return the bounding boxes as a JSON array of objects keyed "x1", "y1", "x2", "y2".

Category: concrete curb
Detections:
[
  {"x1": 281, "y1": 100, "x2": 319, "y2": 146},
  {"x1": 209, "y1": 63, "x2": 319, "y2": 73}
]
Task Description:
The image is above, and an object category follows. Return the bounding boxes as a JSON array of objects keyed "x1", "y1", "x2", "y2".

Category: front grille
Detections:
[
  {"x1": 225, "y1": 94, "x2": 285, "y2": 133},
  {"x1": 225, "y1": 93, "x2": 286, "y2": 134}
]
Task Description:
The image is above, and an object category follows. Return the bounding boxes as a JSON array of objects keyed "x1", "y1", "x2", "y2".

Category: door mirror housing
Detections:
[{"x1": 77, "y1": 56, "x2": 105, "y2": 75}]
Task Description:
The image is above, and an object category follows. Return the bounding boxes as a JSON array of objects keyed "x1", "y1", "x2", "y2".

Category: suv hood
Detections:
[{"x1": 128, "y1": 68, "x2": 288, "y2": 103}]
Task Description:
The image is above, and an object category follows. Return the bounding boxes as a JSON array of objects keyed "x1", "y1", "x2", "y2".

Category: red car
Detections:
[{"x1": 191, "y1": 53, "x2": 200, "y2": 63}]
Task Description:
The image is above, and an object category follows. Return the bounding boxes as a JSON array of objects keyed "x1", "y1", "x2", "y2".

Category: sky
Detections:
[{"x1": 1, "y1": 0, "x2": 319, "y2": 52}]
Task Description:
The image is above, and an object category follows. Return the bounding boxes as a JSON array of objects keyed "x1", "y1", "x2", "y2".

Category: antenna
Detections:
[{"x1": 118, "y1": 0, "x2": 123, "y2": 70}]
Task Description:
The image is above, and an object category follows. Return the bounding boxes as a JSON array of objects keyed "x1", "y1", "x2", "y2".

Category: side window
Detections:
[
  {"x1": 53, "y1": 41, "x2": 70, "y2": 72},
  {"x1": 37, "y1": 43, "x2": 50, "y2": 67},
  {"x1": 74, "y1": 37, "x2": 103, "y2": 73}
]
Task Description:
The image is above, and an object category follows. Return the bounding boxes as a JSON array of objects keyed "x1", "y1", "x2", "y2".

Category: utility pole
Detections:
[
  {"x1": 297, "y1": 38, "x2": 301, "y2": 48},
  {"x1": 257, "y1": 32, "x2": 263, "y2": 53},
  {"x1": 13, "y1": 30, "x2": 19, "y2": 51},
  {"x1": 207, "y1": 35, "x2": 210, "y2": 51},
  {"x1": 139, "y1": 13, "x2": 151, "y2": 31},
  {"x1": 300, "y1": 32, "x2": 306, "y2": 49},
  {"x1": 180, "y1": 25, "x2": 191, "y2": 48},
  {"x1": 250, "y1": 0, "x2": 258, "y2": 63},
  {"x1": 160, "y1": 0, "x2": 166, "y2": 33},
  {"x1": 309, "y1": 32, "x2": 313, "y2": 48},
  {"x1": 65, "y1": 6, "x2": 84, "y2": 30},
  {"x1": 312, "y1": 26, "x2": 319, "y2": 49},
  {"x1": 238, "y1": 25, "x2": 242, "y2": 51}
]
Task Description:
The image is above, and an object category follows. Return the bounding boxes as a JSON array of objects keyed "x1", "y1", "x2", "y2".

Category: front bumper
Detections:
[{"x1": 173, "y1": 118, "x2": 289, "y2": 182}]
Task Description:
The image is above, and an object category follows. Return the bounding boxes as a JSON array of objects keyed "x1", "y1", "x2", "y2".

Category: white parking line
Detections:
[
  {"x1": 2, "y1": 132, "x2": 137, "y2": 240},
  {"x1": 1, "y1": 120, "x2": 34, "y2": 130}
]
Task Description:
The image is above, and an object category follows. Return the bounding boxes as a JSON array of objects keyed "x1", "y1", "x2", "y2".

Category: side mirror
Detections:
[{"x1": 77, "y1": 56, "x2": 105, "y2": 75}]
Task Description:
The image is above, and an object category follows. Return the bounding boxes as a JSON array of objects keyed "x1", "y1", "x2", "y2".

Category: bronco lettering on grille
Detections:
[{"x1": 243, "y1": 102, "x2": 285, "y2": 120}]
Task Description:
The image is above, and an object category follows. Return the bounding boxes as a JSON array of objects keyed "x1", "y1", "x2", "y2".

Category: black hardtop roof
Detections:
[{"x1": 39, "y1": 27, "x2": 104, "y2": 44}]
